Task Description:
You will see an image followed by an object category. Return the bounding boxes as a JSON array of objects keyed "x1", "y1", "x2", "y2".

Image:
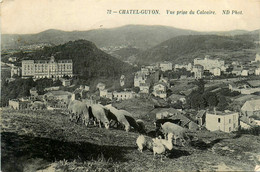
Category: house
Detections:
[
  {"x1": 205, "y1": 111, "x2": 239, "y2": 133},
  {"x1": 44, "y1": 90, "x2": 72, "y2": 103},
  {"x1": 113, "y1": 90, "x2": 135, "y2": 101},
  {"x1": 168, "y1": 94, "x2": 186, "y2": 104},
  {"x1": 193, "y1": 65, "x2": 204, "y2": 79},
  {"x1": 159, "y1": 75, "x2": 169, "y2": 87},
  {"x1": 8, "y1": 57, "x2": 17, "y2": 62},
  {"x1": 241, "y1": 69, "x2": 249, "y2": 76},
  {"x1": 100, "y1": 89, "x2": 108, "y2": 98},
  {"x1": 11, "y1": 65, "x2": 21, "y2": 77},
  {"x1": 96, "y1": 83, "x2": 106, "y2": 90},
  {"x1": 241, "y1": 99, "x2": 260, "y2": 118},
  {"x1": 196, "y1": 110, "x2": 206, "y2": 126},
  {"x1": 254, "y1": 53, "x2": 260, "y2": 62},
  {"x1": 30, "y1": 87, "x2": 38, "y2": 97},
  {"x1": 141, "y1": 66, "x2": 150, "y2": 75},
  {"x1": 255, "y1": 68, "x2": 260, "y2": 75},
  {"x1": 120, "y1": 75, "x2": 125, "y2": 87},
  {"x1": 153, "y1": 82, "x2": 167, "y2": 99},
  {"x1": 213, "y1": 68, "x2": 221, "y2": 76},
  {"x1": 134, "y1": 71, "x2": 147, "y2": 87},
  {"x1": 159, "y1": 62, "x2": 172, "y2": 72},
  {"x1": 79, "y1": 85, "x2": 90, "y2": 91},
  {"x1": 139, "y1": 83, "x2": 150, "y2": 94},
  {"x1": 60, "y1": 78, "x2": 71, "y2": 87}
]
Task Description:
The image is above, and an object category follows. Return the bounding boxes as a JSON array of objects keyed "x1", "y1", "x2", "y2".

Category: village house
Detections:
[
  {"x1": 44, "y1": 90, "x2": 72, "y2": 103},
  {"x1": 30, "y1": 87, "x2": 38, "y2": 97},
  {"x1": 174, "y1": 63, "x2": 192, "y2": 71},
  {"x1": 196, "y1": 110, "x2": 206, "y2": 126},
  {"x1": 241, "y1": 69, "x2": 249, "y2": 76},
  {"x1": 205, "y1": 111, "x2": 239, "y2": 133},
  {"x1": 113, "y1": 90, "x2": 135, "y2": 101},
  {"x1": 120, "y1": 75, "x2": 125, "y2": 87},
  {"x1": 100, "y1": 89, "x2": 109, "y2": 98},
  {"x1": 134, "y1": 71, "x2": 147, "y2": 87},
  {"x1": 60, "y1": 78, "x2": 71, "y2": 87},
  {"x1": 192, "y1": 65, "x2": 204, "y2": 79},
  {"x1": 241, "y1": 99, "x2": 260, "y2": 118},
  {"x1": 168, "y1": 94, "x2": 186, "y2": 104},
  {"x1": 159, "y1": 62, "x2": 173, "y2": 72},
  {"x1": 153, "y1": 82, "x2": 167, "y2": 99},
  {"x1": 139, "y1": 83, "x2": 150, "y2": 94},
  {"x1": 96, "y1": 83, "x2": 106, "y2": 90},
  {"x1": 141, "y1": 66, "x2": 150, "y2": 75},
  {"x1": 11, "y1": 65, "x2": 21, "y2": 78},
  {"x1": 255, "y1": 68, "x2": 260, "y2": 75},
  {"x1": 8, "y1": 57, "x2": 18, "y2": 62},
  {"x1": 213, "y1": 67, "x2": 221, "y2": 76}
]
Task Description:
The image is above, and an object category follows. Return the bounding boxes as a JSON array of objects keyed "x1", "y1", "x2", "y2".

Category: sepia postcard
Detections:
[{"x1": 1, "y1": 0, "x2": 260, "y2": 171}]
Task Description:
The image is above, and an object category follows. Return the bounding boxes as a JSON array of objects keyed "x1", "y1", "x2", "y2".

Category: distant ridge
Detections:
[{"x1": 4, "y1": 25, "x2": 258, "y2": 51}]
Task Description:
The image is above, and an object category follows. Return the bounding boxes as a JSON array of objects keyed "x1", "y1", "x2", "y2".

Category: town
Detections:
[{"x1": 1, "y1": 29, "x2": 260, "y2": 172}]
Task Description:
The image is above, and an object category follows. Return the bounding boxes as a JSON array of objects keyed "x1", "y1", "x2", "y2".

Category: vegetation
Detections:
[
  {"x1": 236, "y1": 126, "x2": 260, "y2": 136},
  {"x1": 186, "y1": 79, "x2": 229, "y2": 110},
  {"x1": 0, "y1": 78, "x2": 62, "y2": 106},
  {"x1": 136, "y1": 35, "x2": 256, "y2": 65}
]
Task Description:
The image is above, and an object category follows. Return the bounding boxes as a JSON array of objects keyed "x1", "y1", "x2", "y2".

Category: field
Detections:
[{"x1": 1, "y1": 108, "x2": 260, "y2": 172}]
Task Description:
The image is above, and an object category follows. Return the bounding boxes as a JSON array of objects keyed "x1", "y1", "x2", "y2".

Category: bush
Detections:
[{"x1": 236, "y1": 126, "x2": 260, "y2": 136}]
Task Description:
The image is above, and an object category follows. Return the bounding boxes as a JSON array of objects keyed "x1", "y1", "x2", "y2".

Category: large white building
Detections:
[
  {"x1": 194, "y1": 56, "x2": 225, "y2": 72},
  {"x1": 22, "y1": 56, "x2": 73, "y2": 79},
  {"x1": 205, "y1": 111, "x2": 239, "y2": 133}
]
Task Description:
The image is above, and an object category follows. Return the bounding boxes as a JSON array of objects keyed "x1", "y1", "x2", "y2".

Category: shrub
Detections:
[{"x1": 236, "y1": 126, "x2": 260, "y2": 136}]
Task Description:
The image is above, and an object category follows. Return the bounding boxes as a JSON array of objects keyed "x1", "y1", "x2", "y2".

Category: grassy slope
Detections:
[
  {"x1": 1, "y1": 107, "x2": 260, "y2": 172},
  {"x1": 135, "y1": 35, "x2": 257, "y2": 65}
]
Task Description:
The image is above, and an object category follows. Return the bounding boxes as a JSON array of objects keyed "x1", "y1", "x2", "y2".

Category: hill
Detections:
[
  {"x1": 14, "y1": 40, "x2": 137, "y2": 80},
  {"x1": 2, "y1": 25, "x2": 200, "y2": 50},
  {"x1": 135, "y1": 34, "x2": 257, "y2": 65}
]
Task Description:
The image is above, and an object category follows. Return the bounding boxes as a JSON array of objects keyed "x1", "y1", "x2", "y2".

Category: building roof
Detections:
[
  {"x1": 197, "y1": 110, "x2": 206, "y2": 118},
  {"x1": 46, "y1": 90, "x2": 72, "y2": 96},
  {"x1": 168, "y1": 94, "x2": 185, "y2": 101},
  {"x1": 241, "y1": 99, "x2": 260, "y2": 111},
  {"x1": 206, "y1": 110, "x2": 238, "y2": 116},
  {"x1": 247, "y1": 80, "x2": 260, "y2": 88},
  {"x1": 154, "y1": 82, "x2": 167, "y2": 88}
]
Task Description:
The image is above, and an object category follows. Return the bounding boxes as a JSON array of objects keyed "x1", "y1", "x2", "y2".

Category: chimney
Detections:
[{"x1": 213, "y1": 107, "x2": 216, "y2": 115}]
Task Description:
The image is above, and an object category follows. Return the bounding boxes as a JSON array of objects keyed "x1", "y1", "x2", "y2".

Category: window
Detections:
[
  {"x1": 229, "y1": 119, "x2": 231, "y2": 124},
  {"x1": 218, "y1": 118, "x2": 221, "y2": 123},
  {"x1": 229, "y1": 127, "x2": 231, "y2": 132}
]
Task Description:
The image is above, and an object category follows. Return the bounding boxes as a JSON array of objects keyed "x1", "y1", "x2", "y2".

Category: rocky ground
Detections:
[{"x1": 1, "y1": 108, "x2": 260, "y2": 172}]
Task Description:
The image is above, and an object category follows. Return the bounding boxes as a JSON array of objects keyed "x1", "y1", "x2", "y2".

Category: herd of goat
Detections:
[{"x1": 67, "y1": 99, "x2": 189, "y2": 161}]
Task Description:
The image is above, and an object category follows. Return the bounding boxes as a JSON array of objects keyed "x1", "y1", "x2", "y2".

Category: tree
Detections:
[
  {"x1": 217, "y1": 96, "x2": 228, "y2": 111},
  {"x1": 194, "y1": 79, "x2": 206, "y2": 94}
]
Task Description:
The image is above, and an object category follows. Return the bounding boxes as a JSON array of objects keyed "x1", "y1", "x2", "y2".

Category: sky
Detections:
[{"x1": 1, "y1": 0, "x2": 260, "y2": 34}]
